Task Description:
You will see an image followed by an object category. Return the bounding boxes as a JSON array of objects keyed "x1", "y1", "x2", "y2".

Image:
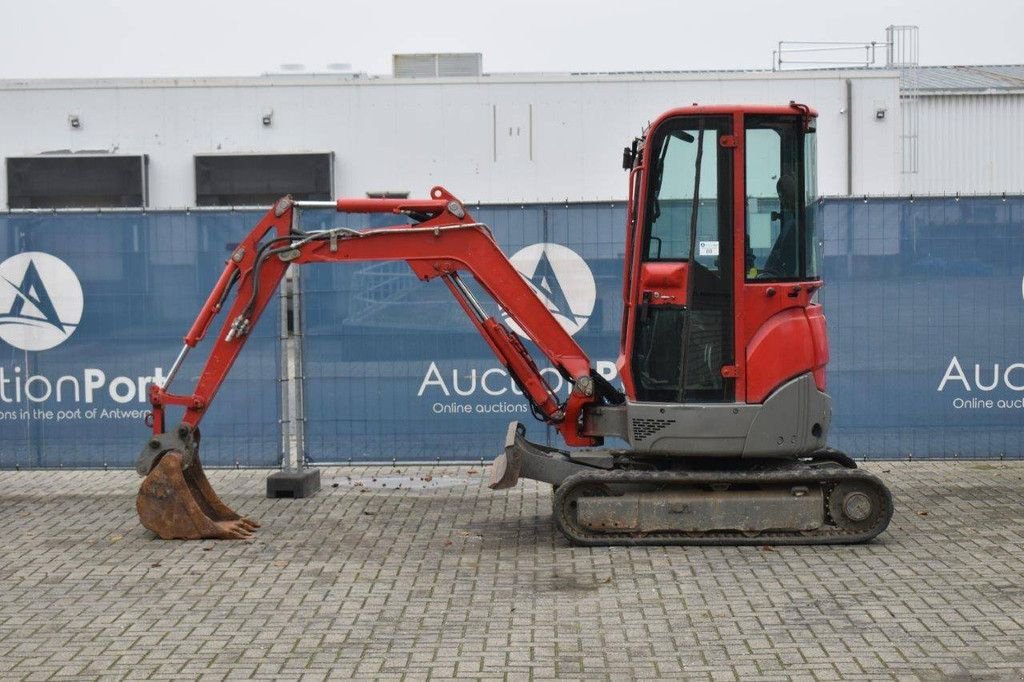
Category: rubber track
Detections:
[{"x1": 552, "y1": 464, "x2": 893, "y2": 546}]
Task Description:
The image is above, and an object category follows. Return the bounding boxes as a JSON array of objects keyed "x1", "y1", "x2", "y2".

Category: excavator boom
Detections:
[{"x1": 136, "y1": 187, "x2": 620, "y2": 539}]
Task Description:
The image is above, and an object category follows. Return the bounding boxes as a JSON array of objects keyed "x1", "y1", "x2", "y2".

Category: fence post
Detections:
[{"x1": 266, "y1": 262, "x2": 320, "y2": 498}]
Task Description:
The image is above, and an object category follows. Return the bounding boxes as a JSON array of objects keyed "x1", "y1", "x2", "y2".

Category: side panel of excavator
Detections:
[{"x1": 582, "y1": 373, "x2": 831, "y2": 456}]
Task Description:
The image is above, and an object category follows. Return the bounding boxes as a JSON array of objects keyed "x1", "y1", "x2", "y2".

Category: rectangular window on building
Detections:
[
  {"x1": 194, "y1": 153, "x2": 333, "y2": 207},
  {"x1": 6, "y1": 155, "x2": 148, "y2": 209}
]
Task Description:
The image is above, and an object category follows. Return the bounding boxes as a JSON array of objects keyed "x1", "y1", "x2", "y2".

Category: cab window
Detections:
[
  {"x1": 644, "y1": 116, "x2": 732, "y2": 273},
  {"x1": 745, "y1": 117, "x2": 809, "y2": 280}
]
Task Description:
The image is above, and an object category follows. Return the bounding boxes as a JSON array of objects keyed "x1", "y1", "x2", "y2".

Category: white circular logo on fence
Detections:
[
  {"x1": 504, "y1": 243, "x2": 596, "y2": 338},
  {"x1": 0, "y1": 252, "x2": 83, "y2": 351}
]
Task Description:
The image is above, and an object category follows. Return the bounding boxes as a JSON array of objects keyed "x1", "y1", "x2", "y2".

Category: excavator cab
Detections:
[
  {"x1": 536, "y1": 105, "x2": 835, "y2": 459},
  {"x1": 624, "y1": 107, "x2": 821, "y2": 408}
]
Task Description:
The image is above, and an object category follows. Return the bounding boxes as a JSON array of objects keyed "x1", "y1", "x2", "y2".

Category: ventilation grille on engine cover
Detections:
[{"x1": 631, "y1": 418, "x2": 677, "y2": 441}]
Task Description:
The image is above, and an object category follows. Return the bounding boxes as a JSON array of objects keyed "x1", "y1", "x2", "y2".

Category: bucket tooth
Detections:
[{"x1": 136, "y1": 450, "x2": 260, "y2": 540}]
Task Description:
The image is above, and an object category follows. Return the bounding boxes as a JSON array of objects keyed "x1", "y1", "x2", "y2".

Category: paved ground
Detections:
[{"x1": 0, "y1": 461, "x2": 1023, "y2": 681}]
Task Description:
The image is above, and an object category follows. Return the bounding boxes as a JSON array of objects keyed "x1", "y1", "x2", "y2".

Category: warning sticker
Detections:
[{"x1": 698, "y1": 240, "x2": 719, "y2": 257}]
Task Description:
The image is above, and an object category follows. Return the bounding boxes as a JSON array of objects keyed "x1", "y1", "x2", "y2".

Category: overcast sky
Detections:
[{"x1": 2, "y1": 0, "x2": 1021, "y2": 79}]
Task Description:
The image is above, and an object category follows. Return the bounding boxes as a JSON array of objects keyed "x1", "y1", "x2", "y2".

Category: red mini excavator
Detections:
[{"x1": 136, "y1": 104, "x2": 893, "y2": 544}]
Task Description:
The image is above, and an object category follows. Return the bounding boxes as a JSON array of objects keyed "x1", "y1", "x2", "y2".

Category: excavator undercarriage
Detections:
[{"x1": 492, "y1": 422, "x2": 892, "y2": 545}]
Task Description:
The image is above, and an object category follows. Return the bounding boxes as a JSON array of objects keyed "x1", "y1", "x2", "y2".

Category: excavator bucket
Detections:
[{"x1": 136, "y1": 451, "x2": 259, "y2": 540}]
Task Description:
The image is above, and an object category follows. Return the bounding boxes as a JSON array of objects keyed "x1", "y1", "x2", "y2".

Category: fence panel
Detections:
[
  {"x1": 2, "y1": 196, "x2": 1021, "y2": 467},
  {"x1": 822, "y1": 196, "x2": 1024, "y2": 457},
  {"x1": 0, "y1": 211, "x2": 280, "y2": 468},
  {"x1": 300, "y1": 204, "x2": 624, "y2": 462}
]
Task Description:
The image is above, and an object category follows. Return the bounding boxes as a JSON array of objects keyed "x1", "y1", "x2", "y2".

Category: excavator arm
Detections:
[{"x1": 135, "y1": 186, "x2": 620, "y2": 539}]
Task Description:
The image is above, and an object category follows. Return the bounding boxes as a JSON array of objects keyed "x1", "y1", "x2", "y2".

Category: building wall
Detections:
[
  {"x1": 0, "y1": 71, "x2": 901, "y2": 208},
  {"x1": 909, "y1": 93, "x2": 1024, "y2": 196}
]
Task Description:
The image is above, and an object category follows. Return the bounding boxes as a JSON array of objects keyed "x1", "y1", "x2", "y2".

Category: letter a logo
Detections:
[
  {"x1": 0, "y1": 252, "x2": 84, "y2": 351},
  {"x1": 504, "y1": 243, "x2": 596, "y2": 338}
]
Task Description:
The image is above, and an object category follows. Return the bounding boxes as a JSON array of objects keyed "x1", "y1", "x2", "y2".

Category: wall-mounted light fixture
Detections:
[
  {"x1": 875, "y1": 108, "x2": 886, "y2": 120},
  {"x1": 68, "y1": 114, "x2": 81, "y2": 129},
  {"x1": 262, "y1": 109, "x2": 273, "y2": 127}
]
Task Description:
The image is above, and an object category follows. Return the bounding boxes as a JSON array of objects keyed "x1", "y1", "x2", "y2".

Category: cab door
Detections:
[
  {"x1": 740, "y1": 114, "x2": 825, "y2": 403},
  {"x1": 628, "y1": 115, "x2": 736, "y2": 403}
]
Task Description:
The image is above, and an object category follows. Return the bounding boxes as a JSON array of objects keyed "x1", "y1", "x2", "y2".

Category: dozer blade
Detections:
[
  {"x1": 488, "y1": 423, "x2": 524, "y2": 490},
  {"x1": 489, "y1": 421, "x2": 613, "y2": 490},
  {"x1": 136, "y1": 451, "x2": 260, "y2": 540}
]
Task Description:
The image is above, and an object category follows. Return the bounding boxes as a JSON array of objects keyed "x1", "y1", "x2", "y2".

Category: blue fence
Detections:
[
  {"x1": 0, "y1": 196, "x2": 1021, "y2": 467},
  {"x1": 300, "y1": 204, "x2": 624, "y2": 461},
  {"x1": 820, "y1": 198, "x2": 1024, "y2": 457},
  {"x1": 0, "y1": 211, "x2": 280, "y2": 468}
]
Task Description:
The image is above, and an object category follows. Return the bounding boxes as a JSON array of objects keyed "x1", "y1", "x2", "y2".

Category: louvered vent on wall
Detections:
[{"x1": 393, "y1": 53, "x2": 483, "y2": 78}]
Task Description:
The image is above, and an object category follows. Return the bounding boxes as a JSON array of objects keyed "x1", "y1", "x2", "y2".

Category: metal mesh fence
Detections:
[
  {"x1": 0, "y1": 211, "x2": 281, "y2": 468},
  {"x1": 301, "y1": 196, "x2": 1024, "y2": 462},
  {"x1": 821, "y1": 196, "x2": 1024, "y2": 457},
  {"x1": 0, "y1": 196, "x2": 1021, "y2": 467}
]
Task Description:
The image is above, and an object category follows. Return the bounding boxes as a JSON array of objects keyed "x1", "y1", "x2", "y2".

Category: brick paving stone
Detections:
[{"x1": 0, "y1": 461, "x2": 1023, "y2": 680}]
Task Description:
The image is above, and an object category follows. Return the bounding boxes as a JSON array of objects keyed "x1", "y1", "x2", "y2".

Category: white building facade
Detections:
[
  {"x1": 1, "y1": 68, "x2": 903, "y2": 208},
  {"x1": 1, "y1": 63, "x2": 1020, "y2": 208}
]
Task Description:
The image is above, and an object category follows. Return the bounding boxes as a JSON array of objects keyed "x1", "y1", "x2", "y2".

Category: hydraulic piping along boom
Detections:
[{"x1": 145, "y1": 187, "x2": 609, "y2": 456}]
